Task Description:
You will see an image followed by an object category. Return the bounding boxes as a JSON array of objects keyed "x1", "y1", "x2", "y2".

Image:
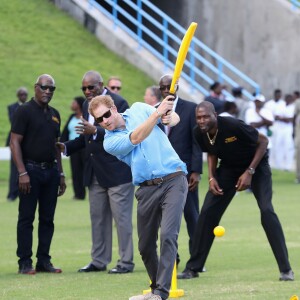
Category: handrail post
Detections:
[
  {"x1": 163, "y1": 18, "x2": 168, "y2": 71},
  {"x1": 137, "y1": 0, "x2": 142, "y2": 49},
  {"x1": 217, "y1": 60, "x2": 223, "y2": 83},
  {"x1": 190, "y1": 40, "x2": 195, "y2": 94},
  {"x1": 112, "y1": 0, "x2": 118, "y2": 29}
]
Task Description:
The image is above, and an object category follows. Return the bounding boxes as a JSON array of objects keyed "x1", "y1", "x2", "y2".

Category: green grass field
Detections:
[
  {"x1": 1, "y1": 0, "x2": 299, "y2": 299},
  {"x1": 0, "y1": 159, "x2": 299, "y2": 300},
  {"x1": 0, "y1": 0, "x2": 154, "y2": 146}
]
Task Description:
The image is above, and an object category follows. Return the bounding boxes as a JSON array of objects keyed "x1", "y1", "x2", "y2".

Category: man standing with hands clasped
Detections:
[
  {"x1": 88, "y1": 95, "x2": 188, "y2": 300},
  {"x1": 177, "y1": 101, "x2": 294, "y2": 282},
  {"x1": 10, "y1": 74, "x2": 66, "y2": 275}
]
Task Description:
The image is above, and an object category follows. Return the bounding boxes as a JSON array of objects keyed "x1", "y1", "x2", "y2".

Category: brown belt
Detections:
[{"x1": 139, "y1": 171, "x2": 185, "y2": 186}]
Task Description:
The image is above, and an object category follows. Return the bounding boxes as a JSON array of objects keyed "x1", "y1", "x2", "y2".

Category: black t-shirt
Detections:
[
  {"x1": 194, "y1": 116, "x2": 266, "y2": 168},
  {"x1": 11, "y1": 99, "x2": 61, "y2": 163}
]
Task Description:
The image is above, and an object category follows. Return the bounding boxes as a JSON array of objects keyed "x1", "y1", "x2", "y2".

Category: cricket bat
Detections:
[{"x1": 169, "y1": 22, "x2": 198, "y2": 95}]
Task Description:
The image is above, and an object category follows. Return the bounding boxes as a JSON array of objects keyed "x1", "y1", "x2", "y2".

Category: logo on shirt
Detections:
[
  {"x1": 52, "y1": 116, "x2": 59, "y2": 124},
  {"x1": 225, "y1": 136, "x2": 237, "y2": 143}
]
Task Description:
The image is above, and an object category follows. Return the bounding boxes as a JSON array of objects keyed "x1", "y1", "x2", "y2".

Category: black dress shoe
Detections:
[
  {"x1": 78, "y1": 263, "x2": 106, "y2": 272},
  {"x1": 108, "y1": 265, "x2": 132, "y2": 274},
  {"x1": 19, "y1": 262, "x2": 36, "y2": 275},
  {"x1": 177, "y1": 268, "x2": 199, "y2": 279},
  {"x1": 36, "y1": 262, "x2": 62, "y2": 273}
]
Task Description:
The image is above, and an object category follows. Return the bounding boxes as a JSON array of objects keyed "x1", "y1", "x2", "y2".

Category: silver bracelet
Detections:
[
  {"x1": 156, "y1": 109, "x2": 162, "y2": 117},
  {"x1": 19, "y1": 172, "x2": 28, "y2": 177}
]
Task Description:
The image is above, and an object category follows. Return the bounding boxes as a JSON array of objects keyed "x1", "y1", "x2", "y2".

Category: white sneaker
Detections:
[{"x1": 129, "y1": 292, "x2": 162, "y2": 300}]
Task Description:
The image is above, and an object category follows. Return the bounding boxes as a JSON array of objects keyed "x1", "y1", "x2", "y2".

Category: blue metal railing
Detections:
[
  {"x1": 290, "y1": 0, "x2": 300, "y2": 9},
  {"x1": 88, "y1": 0, "x2": 260, "y2": 100}
]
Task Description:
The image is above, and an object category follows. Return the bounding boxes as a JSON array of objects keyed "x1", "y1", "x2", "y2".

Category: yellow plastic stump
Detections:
[{"x1": 143, "y1": 262, "x2": 184, "y2": 298}]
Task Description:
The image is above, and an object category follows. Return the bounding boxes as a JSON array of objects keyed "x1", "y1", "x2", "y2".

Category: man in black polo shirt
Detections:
[
  {"x1": 177, "y1": 101, "x2": 294, "y2": 281},
  {"x1": 10, "y1": 74, "x2": 66, "y2": 275}
]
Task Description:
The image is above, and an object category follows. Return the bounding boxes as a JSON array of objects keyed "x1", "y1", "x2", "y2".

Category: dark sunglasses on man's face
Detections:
[
  {"x1": 95, "y1": 109, "x2": 112, "y2": 123},
  {"x1": 159, "y1": 85, "x2": 171, "y2": 91},
  {"x1": 81, "y1": 85, "x2": 96, "y2": 92},
  {"x1": 37, "y1": 84, "x2": 56, "y2": 92},
  {"x1": 110, "y1": 86, "x2": 121, "y2": 91}
]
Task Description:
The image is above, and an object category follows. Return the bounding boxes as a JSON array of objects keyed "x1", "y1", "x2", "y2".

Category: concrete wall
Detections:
[
  {"x1": 52, "y1": 0, "x2": 204, "y2": 103},
  {"x1": 53, "y1": 0, "x2": 300, "y2": 99},
  {"x1": 155, "y1": 0, "x2": 300, "y2": 98}
]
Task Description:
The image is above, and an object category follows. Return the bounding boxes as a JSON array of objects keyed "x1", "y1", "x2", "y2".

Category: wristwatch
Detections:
[{"x1": 247, "y1": 167, "x2": 255, "y2": 175}]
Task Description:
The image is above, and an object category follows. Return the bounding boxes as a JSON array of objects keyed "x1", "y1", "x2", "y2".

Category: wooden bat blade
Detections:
[{"x1": 169, "y1": 22, "x2": 198, "y2": 94}]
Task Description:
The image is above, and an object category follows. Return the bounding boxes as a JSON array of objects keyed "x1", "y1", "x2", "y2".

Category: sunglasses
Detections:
[
  {"x1": 81, "y1": 85, "x2": 97, "y2": 92},
  {"x1": 95, "y1": 108, "x2": 112, "y2": 123},
  {"x1": 159, "y1": 85, "x2": 171, "y2": 91},
  {"x1": 37, "y1": 84, "x2": 56, "y2": 92},
  {"x1": 110, "y1": 86, "x2": 121, "y2": 91}
]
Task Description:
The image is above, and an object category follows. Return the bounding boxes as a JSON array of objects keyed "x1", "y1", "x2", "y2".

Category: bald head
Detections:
[
  {"x1": 159, "y1": 74, "x2": 172, "y2": 84},
  {"x1": 35, "y1": 74, "x2": 55, "y2": 85},
  {"x1": 196, "y1": 101, "x2": 216, "y2": 114},
  {"x1": 82, "y1": 70, "x2": 103, "y2": 83}
]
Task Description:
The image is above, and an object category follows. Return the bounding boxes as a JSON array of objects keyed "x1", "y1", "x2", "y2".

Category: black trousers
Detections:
[
  {"x1": 186, "y1": 159, "x2": 291, "y2": 273},
  {"x1": 7, "y1": 158, "x2": 19, "y2": 200},
  {"x1": 17, "y1": 163, "x2": 60, "y2": 266},
  {"x1": 183, "y1": 179, "x2": 199, "y2": 254},
  {"x1": 70, "y1": 149, "x2": 86, "y2": 199}
]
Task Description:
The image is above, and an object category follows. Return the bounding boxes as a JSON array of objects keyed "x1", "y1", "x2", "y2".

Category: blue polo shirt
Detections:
[{"x1": 104, "y1": 102, "x2": 187, "y2": 185}]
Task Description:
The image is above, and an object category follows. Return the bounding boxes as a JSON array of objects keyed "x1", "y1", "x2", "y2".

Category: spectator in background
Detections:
[
  {"x1": 10, "y1": 74, "x2": 66, "y2": 274},
  {"x1": 204, "y1": 81, "x2": 224, "y2": 114},
  {"x1": 60, "y1": 96, "x2": 86, "y2": 200},
  {"x1": 107, "y1": 76, "x2": 122, "y2": 94},
  {"x1": 275, "y1": 94, "x2": 295, "y2": 171},
  {"x1": 6, "y1": 87, "x2": 28, "y2": 201},
  {"x1": 245, "y1": 94, "x2": 274, "y2": 156},
  {"x1": 232, "y1": 86, "x2": 253, "y2": 121},
  {"x1": 264, "y1": 89, "x2": 286, "y2": 169},
  {"x1": 219, "y1": 101, "x2": 238, "y2": 118},
  {"x1": 56, "y1": 71, "x2": 135, "y2": 274},
  {"x1": 144, "y1": 85, "x2": 161, "y2": 106},
  {"x1": 294, "y1": 91, "x2": 300, "y2": 183},
  {"x1": 158, "y1": 74, "x2": 203, "y2": 267}
]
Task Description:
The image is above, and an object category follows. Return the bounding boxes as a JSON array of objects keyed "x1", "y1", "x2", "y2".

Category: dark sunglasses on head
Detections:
[
  {"x1": 81, "y1": 85, "x2": 96, "y2": 92},
  {"x1": 95, "y1": 108, "x2": 112, "y2": 123},
  {"x1": 37, "y1": 84, "x2": 56, "y2": 92},
  {"x1": 110, "y1": 86, "x2": 121, "y2": 91},
  {"x1": 159, "y1": 85, "x2": 171, "y2": 91}
]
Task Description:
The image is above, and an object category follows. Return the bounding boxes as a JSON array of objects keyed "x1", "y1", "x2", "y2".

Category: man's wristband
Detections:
[
  {"x1": 209, "y1": 177, "x2": 214, "y2": 183},
  {"x1": 19, "y1": 172, "x2": 28, "y2": 177},
  {"x1": 156, "y1": 109, "x2": 162, "y2": 117},
  {"x1": 60, "y1": 172, "x2": 65, "y2": 177}
]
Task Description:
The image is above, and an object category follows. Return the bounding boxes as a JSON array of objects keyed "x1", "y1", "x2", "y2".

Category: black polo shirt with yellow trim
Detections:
[
  {"x1": 11, "y1": 98, "x2": 60, "y2": 163},
  {"x1": 194, "y1": 116, "x2": 267, "y2": 168}
]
